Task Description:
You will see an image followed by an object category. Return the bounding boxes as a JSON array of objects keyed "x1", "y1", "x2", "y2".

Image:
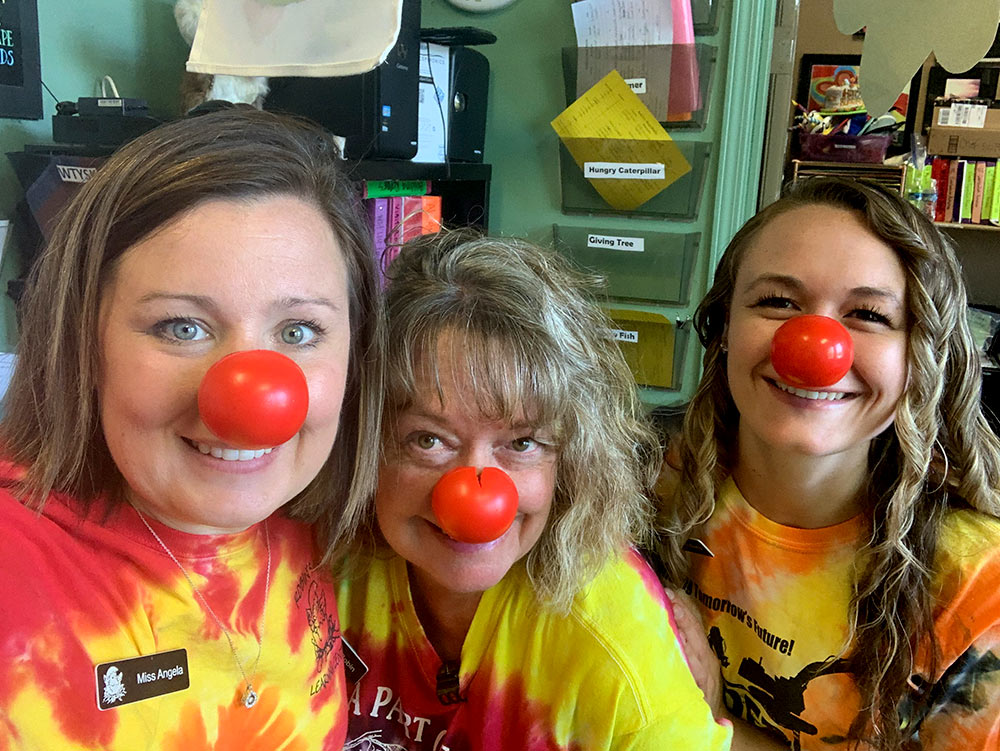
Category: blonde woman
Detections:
[
  {"x1": 658, "y1": 177, "x2": 1000, "y2": 750},
  {"x1": 336, "y1": 231, "x2": 734, "y2": 750}
]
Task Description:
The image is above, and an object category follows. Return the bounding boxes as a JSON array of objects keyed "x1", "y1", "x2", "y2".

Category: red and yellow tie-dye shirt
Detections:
[
  {"x1": 336, "y1": 549, "x2": 732, "y2": 751},
  {"x1": 688, "y1": 477, "x2": 1000, "y2": 749},
  {"x1": 0, "y1": 488, "x2": 346, "y2": 751}
]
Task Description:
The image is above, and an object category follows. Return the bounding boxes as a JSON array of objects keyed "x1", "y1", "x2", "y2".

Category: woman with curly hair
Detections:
[
  {"x1": 657, "y1": 176, "x2": 1000, "y2": 750},
  {"x1": 335, "y1": 231, "x2": 734, "y2": 750}
]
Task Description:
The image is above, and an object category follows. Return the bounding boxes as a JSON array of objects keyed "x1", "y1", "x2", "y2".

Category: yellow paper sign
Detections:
[{"x1": 551, "y1": 70, "x2": 691, "y2": 211}]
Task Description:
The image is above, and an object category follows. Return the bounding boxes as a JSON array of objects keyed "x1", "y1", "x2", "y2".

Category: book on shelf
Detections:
[
  {"x1": 400, "y1": 194, "x2": 443, "y2": 242},
  {"x1": 958, "y1": 160, "x2": 975, "y2": 224},
  {"x1": 363, "y1": 194, "x2": 444, "y2": 282},
  {"x1": 931, "y1": 156, "x2": 950, "y2": 223},
  {"x1": 362, "y1": 179, "x2": 430, "y2": 199},
  {"x1": 984, "y1": 165, "x2": 1000, "y2": 226},
  {"x1": 384, "y1": 196, "x2": 405, "y2": 275},
  {"x1": 367, "y1": 197, "x2": 390, "y2": 278},
  {"x1": 972, "y1": 161, "x2": 986, "y2": 224},
  {"x1": 982, "y1": 161, "x2": 996, "y2": 225},
  {"x1": 945, "y1": 159, "x2": 959, "y2": 223}
]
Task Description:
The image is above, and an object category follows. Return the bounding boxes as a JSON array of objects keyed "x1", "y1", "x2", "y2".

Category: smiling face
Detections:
[
  {"x1": 725, "y1": 204, "x2": 909, "y2": 462},
  {"x1": 98, "y1": 196, "x2": 352, "y2": 534},
  {"x1": 375, "y1": 335, "x2": 558, "y2": 603}
]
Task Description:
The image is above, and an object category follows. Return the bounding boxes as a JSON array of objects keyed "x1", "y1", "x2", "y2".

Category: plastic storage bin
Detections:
[
  {"x1": 796, "y1": 132, "x2": 891, "y2": 164},
  {"x1": 552, "y1": 225, "x2": 699, "y2": 305}
]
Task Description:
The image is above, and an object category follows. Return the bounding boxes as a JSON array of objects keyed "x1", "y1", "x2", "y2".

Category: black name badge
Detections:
[
  {"x1": 341, "y1": 637, "x2": 369, "y2": 685},
  {"x1": 94, "y1": 648, "x2": 190, "y2": 710}
]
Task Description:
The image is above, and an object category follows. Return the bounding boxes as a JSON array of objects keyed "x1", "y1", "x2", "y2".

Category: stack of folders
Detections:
[{"x1": 363, "y1": 180, "x2": 443, "y2": 283}]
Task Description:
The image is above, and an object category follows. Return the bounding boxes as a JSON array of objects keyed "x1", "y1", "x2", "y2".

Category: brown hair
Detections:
[
  {"x1": 2, "y1": 108, "x2": 384, "y2": 553},
  {"x1": 345, "y1": 230, "x2": 661, "y2": 610},
  {"x1": 660, "y1": 176, "x2": 1000, "y2": 749}
]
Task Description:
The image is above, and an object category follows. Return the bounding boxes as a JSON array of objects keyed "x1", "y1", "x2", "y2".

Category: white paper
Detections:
[
  {"x1": 587, "y1": 233, "x2": 645, "y2": 251},
  {"x1": 412, "y1": 43, "x2": 450, "y2": 164},
  {"x1": 572, "y1": 0, "x2": 673, "y2": 47}
]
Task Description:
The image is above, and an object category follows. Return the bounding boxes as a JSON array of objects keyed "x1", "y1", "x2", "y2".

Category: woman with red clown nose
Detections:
[
  {"x1": 656, "y1": 177, "x2": 1000, "y2": 751},
  {"x1": 334, "y1": 231, "x2": 734, "y2": 750},
  {"x1": 0, "y1": 109, "x2": 383, "y2": 749}
]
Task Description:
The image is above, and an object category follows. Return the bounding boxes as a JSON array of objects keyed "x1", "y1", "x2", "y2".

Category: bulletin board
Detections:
[{"x1": 0, "y1": 0, "x2": 42, "y2": 120}]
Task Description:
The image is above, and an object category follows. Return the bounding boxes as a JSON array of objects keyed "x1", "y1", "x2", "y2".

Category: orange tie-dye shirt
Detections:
[
  {"x1": 337, "y1": 549, "x2": 733, "y2": 750},
  {"x1": 0, "y1": 488, "x2": 346, "y2": 750},
  {"x1": 687, "y1": 477, "x2": 1000, "y2": 749}
]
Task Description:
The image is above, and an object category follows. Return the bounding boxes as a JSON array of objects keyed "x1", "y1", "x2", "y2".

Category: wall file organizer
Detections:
[
  {"x1": 561, "y1": 43, "x2": 717, "y2": 130},
  {"x1": 692, "y1": 0, "x2": 721, "y2": 36},
  {"x1": 604, "y1": 308, "x2": 689, "y2": 391},
  {"x1": 552, "y1": 224, "x2": 699, "y2": 305},
  {"x1": 558, "y1": 140, "x2": 711, "y2": 219}
]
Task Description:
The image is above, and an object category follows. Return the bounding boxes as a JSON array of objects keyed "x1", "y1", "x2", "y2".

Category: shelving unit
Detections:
[
  {"x1": 790, "y1": 159, "x2": 907, "y2": 194},
  {"x1": 348, "y1": 160, "x2": 492, "y2": 230},
  {"x1": 935, "y1": 221, "x2": 1000, "y2": 231}
]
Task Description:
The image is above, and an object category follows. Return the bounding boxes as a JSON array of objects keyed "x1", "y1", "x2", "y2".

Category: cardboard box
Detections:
[{"x1": 928, "y1": 105, "x2": 1000, "y2": 158}]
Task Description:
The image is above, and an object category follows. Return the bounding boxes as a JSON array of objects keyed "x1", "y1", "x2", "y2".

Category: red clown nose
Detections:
[
  {"x1": 431, "y1": 466, "x2": 520, "y2": 544},
  {"x1": 770, "y1": 315, "x2": 854, "y2": 389},
  {"x1": 197, "y1": 350, "x2": 309, "y2": 450}
]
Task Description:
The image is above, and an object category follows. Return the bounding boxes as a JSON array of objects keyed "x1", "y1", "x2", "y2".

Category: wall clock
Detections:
[{"x1": 445, "y1": 0, "x2": 519, "y2": 12}]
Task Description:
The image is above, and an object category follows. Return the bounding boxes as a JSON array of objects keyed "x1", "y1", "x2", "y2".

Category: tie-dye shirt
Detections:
[
  {"x1": 337, "y1": 549, "x2": 732, "y2": 751},
  {"x1": 687, "y1": 477, "x2": 1000, "y2": 749},
  {"x1": 0, "y1": 488, "x2": 346, "y2": 750}
]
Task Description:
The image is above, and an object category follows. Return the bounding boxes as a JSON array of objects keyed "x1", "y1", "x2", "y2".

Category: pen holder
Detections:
[{"x1": 796, "y1": 132, "x2": 892, "y2": 164}]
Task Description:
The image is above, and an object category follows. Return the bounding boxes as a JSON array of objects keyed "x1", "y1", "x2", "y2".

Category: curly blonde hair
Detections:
[
  {"x1": 658, "y1": 177, "x2": 1000, "y2": 749},
  {"x1": 343, "y1": 230, "x2": 661, "y2": 611}
]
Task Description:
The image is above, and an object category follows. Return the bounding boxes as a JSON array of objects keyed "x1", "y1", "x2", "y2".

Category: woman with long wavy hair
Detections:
[{"x1": 657, "y1": 176, "x2": 1000, "y2": 750}]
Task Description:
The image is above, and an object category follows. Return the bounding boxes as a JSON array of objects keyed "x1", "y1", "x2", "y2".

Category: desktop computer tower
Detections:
[{"x1": 264, "y1": 0, "x2": 421, "y2": 159}]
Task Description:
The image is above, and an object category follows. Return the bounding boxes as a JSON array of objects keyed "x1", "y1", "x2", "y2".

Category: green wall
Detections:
[
  {"x1": 0, "y1": 0, "x2": 189, "y2": 350},
  {"x1": 0, "y1": 0, "x2": 770, "y2": 405},
  {"x1": 0, "y1": 0, "x2": 189, "y2": 218}
]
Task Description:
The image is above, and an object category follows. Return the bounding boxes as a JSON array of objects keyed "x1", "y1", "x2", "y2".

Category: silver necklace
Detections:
[{"x1": 135, "y1": 509, "x2": 272, "y2": 709}]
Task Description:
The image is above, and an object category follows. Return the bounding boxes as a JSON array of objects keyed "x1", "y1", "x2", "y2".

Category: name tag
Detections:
[
  {"x1": 95, "y1": 648, "x2": 189, "y2": 710},
  {"x1": 342, "y1": 637, "x2": 369, "y2": 684}
]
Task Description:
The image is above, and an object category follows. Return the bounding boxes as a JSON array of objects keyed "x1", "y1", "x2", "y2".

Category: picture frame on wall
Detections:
[
  {"x1": 796, "y1": 53, "x2": 922, "y2": 153},
  {"x1": 0, "y1": 0, "x2": 43, "y2": 120}
]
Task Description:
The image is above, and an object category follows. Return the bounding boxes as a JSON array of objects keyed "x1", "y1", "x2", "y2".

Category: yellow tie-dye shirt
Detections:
[
  {"x1": 337, "y1": 549, "x2": 733, "y2": 750},
  {"x1": 687, "y1": 477, "x2": 1000, "y2": 749},
  {"x1": 0, "y1": 487, "x2": 346, "y2": 751}
]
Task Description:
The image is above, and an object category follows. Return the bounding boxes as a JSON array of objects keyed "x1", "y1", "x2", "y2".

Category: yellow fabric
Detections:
[
  {"x1": 187, "y1": 0, "x2": 404, "y2": 77},
  {"x1": 0, "y1": 490, "x2": 346, "y2": 750},
  {"x1": 337, "y1": 549, "x2": 733, "y2": 750},
  {"x1": 688, "y1": 477, "x2": 1000, "y2": 749}
]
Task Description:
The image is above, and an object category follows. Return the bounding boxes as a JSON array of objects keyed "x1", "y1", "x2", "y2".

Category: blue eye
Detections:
[
  {"x1": 280, "y1": 320, "x2": 323, "y2": 346},
  {"x1": 153, "y1": 318, "x2": 208, "y2": 342},
  {"x1": 172, "y1": 321, "x2": 201, "y2": 340}
]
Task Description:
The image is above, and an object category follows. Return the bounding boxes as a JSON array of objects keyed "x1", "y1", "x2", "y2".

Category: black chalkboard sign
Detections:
[{"x1": 0, "y1": 0, "x2": 42, "y2": 119}]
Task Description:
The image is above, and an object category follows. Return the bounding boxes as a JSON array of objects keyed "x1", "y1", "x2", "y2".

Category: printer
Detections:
[{"x1": 264, "y1": 0, "x2": 492, "y2": 163}]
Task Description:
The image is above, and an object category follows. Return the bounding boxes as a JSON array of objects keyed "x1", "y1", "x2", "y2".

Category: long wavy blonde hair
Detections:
[
  {"x1": 659, "y1": 177, "x2": 1000, "y2": 748},
  {"x1": 342, "y1": 230, "x2": 661, "y2": 611}
]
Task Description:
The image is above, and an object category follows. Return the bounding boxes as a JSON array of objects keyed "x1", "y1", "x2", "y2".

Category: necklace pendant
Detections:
[{"x1": 242, "y1": 687, "x2": 258, "y2": 708}]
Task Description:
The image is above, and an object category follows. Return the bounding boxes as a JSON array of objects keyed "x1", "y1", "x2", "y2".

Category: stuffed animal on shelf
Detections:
[{"x1": 174, "y1": 0, "x2": 270, "y2": 114}]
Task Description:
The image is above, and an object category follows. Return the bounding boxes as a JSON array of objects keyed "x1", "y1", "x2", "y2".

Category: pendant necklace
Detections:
[{"x1": 136, "y1": 509, "x2": 272, "y2": 709}]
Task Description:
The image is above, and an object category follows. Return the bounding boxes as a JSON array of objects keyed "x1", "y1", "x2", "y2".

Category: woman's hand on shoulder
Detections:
[{"x1": 665, "y1": 586, "x2": 722, "y2": 718}]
